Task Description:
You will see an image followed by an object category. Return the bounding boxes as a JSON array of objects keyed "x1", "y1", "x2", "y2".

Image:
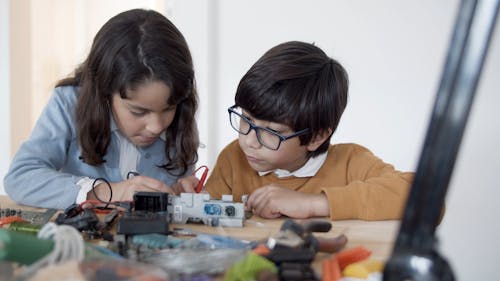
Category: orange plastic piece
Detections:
[
  {"x1": 0, "y1": 216, "x2": 26, "y2": 226},
  {"x1": 336, "y1": 246, "x2": 372, "y2": 270},
  {"x1": 252, "y1": 243, "x2": 271, "y2": 256},
  {"x1": 322, "y1": 256, "x2": 342, "y2": 281}
]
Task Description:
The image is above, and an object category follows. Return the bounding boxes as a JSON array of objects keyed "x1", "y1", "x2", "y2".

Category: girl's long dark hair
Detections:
[{"x1": 57, "y1": 9, "x2": 198, "y2": 175}]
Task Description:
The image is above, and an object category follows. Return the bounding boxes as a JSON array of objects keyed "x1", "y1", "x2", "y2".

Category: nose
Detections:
[
  {"x1": 243, "y1": 127, "x2": 262, "y2": 149},
  {"x1": 146, "y1": 114, "x2": 166, "y2": 135}
]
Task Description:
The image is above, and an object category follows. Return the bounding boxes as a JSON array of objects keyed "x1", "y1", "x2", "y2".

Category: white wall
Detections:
[
  {"x1": 176, "y1": 0, "x2": 459, "y2": 172},
  {"x1": 0, "y1": 0, "x2": 10, "y2": 195},
  {"x1": 173, "y1": 1, "x2": 500, "y2": 280}
]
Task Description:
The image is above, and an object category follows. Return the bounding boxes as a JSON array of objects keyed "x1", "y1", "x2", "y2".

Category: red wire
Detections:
[{"x1": 193, "y1": 165, "x2": 209, "y2": 193}]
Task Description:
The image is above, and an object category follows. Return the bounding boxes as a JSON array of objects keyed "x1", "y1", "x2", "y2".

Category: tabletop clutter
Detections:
[{"x1": 0, "y1": 192, "x2": 385, "y2": 281}]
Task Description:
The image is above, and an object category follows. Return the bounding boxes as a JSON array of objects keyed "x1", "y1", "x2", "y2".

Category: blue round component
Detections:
[{"x1": 204, "y1": 204, "x2": 222, "y2": 215}]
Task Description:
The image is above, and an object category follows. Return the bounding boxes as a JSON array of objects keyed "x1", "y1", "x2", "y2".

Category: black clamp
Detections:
[{"x1": 264, "y1": 219, "x2": 347, "y2": 281}]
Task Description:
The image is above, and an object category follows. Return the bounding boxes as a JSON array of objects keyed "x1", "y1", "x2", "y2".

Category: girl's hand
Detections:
[
  {"x1": 171, "y1": 175, "x2": 200, "y2": 194},
  {"x1": 88, "y1": 175, "x2": 175, "y2": 202},
  {"x1": 246, "y1": 184, "x2": 329, "y2": 219}
]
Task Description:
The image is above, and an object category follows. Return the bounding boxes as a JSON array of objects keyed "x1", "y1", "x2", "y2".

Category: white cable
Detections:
[{"x1": 23, "y1": 222, "x2": 85, "y2": 275}]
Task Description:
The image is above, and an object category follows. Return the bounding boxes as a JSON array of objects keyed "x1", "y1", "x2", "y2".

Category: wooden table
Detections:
[{"x1": 0, "y1": 195, "x2": 399, "y2": 277}]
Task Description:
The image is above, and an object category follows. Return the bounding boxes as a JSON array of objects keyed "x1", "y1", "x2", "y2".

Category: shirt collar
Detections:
[{"x1": 258, "y1": 151, "x2": 328, "y2": 178}]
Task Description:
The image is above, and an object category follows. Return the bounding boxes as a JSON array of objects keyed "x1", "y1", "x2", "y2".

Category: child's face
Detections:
[
  {"x1": 237, "y1": 110, "x2": 310, "y2": 173},
  {"x1": 111, "y1": 80, "x2": 176, "y2": 147}
]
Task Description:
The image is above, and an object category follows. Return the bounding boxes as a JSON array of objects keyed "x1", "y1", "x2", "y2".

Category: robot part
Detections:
[{"x1": 168, "y1": 193, "x2": 245, "y2": 227}]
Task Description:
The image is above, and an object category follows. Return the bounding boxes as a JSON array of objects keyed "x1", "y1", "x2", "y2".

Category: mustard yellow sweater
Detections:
[{"x1": 205, "y1": 140, "x2": 413, "y2": 221}]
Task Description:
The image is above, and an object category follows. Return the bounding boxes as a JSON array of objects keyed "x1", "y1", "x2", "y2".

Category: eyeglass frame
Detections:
[{"x1": 227, "y1": 105, "x2": 310, "y2": 150}]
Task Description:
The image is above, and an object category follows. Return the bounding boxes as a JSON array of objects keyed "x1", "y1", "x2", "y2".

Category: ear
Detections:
[{"x1": 306, "y1": 128, "x2": 333, "y2": 152}]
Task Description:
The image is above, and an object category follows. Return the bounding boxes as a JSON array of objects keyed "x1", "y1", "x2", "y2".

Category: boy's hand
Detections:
[
  {"x1": 88, "y1": 175, "x2": 175, "y2": 202},
  {"x1": 246, "y1": 184, "x2": 329, "y2": 219}
]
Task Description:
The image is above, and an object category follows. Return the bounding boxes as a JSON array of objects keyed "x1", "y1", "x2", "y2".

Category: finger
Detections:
[
  {"x1": 246, "y1": 187, "x2": 266, "y2": 210},
  {"x1": 254, "y1": 194, "x2": 284, "y2": 219},
  {"x1": 251, "y1": 193, "x2": 273, "y2": 217},
  {"x1": 177, "y1": 176, "x2": 199, "y2": 193},
  {"x1": 263, "y1": 210, "x2": 282, "y2": 219},
  {"x1": 170, "y1": 182, "x2": 182, "y2": 195},
  {"x1": 251, "y1": 188, "x2": 273, "y2": 213}
]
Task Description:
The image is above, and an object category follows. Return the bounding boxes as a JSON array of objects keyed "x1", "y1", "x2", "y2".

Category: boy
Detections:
[{"x1": 204, "y1": 41, "x2": 413, "y2": 220}]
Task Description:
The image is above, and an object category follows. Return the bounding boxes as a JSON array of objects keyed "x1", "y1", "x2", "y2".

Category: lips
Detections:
[
  {"x1": 245, "y1": 154, "x2": 260, "y2": 163},
  {"x1": 139, "y1": 135, "x2": 158, "y2": 144}
]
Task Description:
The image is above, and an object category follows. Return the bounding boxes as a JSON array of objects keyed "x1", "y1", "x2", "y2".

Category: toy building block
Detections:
[{"x1": 167, "y1": 193, "x2": 245, "y2": 227}]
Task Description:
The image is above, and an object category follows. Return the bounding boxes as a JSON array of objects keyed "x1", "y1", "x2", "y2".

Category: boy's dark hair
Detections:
[
  {"x1": 235, "y1": 41, "x2": 349, "y2": 157},
  {"x1": 57, "y1": 9, "x2": 198, "y2": 175}
]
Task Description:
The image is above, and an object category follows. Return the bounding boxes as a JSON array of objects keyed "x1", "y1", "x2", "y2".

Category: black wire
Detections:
[
  {"x1": 127, "y1": 171, "x2": 140, "y2": 179},
  {"x1": 92, "y1": 177, "x2": 113, "y2": 208}
]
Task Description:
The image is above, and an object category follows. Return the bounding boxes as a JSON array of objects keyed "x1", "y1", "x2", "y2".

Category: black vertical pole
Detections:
[{"x1": 383, "y1": 0, "x2": 499, "y2": 280}]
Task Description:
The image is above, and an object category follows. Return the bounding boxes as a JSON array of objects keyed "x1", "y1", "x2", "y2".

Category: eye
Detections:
[
  {"x1": 267, "y1": 125, "x2": 290, "y2": 135},
  {"x1": 164, "y1": 105, "x2": 176, "y2": 112},
  {"x1": 131, "y1": 110, "x2": 147, "y2": 117},
  {"x1": 241, "y1": 114, "x2": 253, "y2": 123},
  {"x1": 266, "y1": 127, "x2": 281, "y2": 134}
]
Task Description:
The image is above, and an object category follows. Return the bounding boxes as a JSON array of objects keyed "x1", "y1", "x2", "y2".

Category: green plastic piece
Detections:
[
  {"x1": 224, "y1": 252, "x2": 277, "y2": 281},
  {"x1": 0, "y1": 228, "x2": 53, "y2": 265}
]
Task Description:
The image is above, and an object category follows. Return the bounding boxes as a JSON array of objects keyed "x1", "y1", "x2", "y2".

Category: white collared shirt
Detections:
[{"x1": 258, "y1": 151, "x2": 328, "y2": 178}]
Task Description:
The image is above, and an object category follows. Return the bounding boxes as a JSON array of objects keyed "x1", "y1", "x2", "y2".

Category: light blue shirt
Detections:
[{"x1": 4, "y1": 86, "x2": 192, "y2": 209}]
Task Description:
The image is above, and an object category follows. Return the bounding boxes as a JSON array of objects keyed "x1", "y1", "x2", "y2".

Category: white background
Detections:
[{"x1": 1, "y1": 0, "x2": 499, "y2": 279}]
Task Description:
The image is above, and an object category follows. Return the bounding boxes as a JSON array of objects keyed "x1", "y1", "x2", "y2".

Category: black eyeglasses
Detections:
[{"x1": 228, "y1": 105, "x2": 310, "y2": 150}]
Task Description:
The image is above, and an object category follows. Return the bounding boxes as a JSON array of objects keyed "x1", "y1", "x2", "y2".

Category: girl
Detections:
[{"x1": 4, "y1": 9, "x2": 200, "y2": 209}]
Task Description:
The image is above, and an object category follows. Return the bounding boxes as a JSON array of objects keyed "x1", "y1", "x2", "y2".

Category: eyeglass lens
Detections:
[{"x1": 229, "y1": 112, "x2": 281, "y2": 150}]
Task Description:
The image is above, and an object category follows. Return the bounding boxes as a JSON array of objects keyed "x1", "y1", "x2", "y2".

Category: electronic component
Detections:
[
  {"x1": 55, "y1": 208, "x2": 99, "y2": 231},
  {"x1": 133, "y1": 192, "x2": 168, "y2": 212},
  {"x1": 116, "y1": 212, "x2": 169, "y2": 235},
  {"x1": 116, "y1": 192, "x2": 169, "y2": 235},
  {"x1": 167, "y1": 193, "x2": 245, "y2": 227},
  {"x1": 0, "y1": 208, "x2": 56, "y2": 225}
]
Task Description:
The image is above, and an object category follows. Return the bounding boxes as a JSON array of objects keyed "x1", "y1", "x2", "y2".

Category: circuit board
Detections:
[{"x1": 0, "y1": 208, "x2": 57, "y2": 225}]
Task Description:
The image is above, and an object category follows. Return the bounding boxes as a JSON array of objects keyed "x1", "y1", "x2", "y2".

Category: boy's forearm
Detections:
[{"x1": 310, "y1": 193, "x2": 330, "y2": 217}]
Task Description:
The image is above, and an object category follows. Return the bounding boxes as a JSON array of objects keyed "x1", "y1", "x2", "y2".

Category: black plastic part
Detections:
[
  {"x1": 383, "y1": 1, "x2": 499, "y2": 280},
  {"x1": 116, "y1": 212, "x2": 169, "y2": 235},
  {"x1": 225, "y1": 205, "x2": 236, "y2": 216},
  {"x1": 265, "y1": 247, "x2": 316, "y2": 264},
  {"x1": 133, "y1": 192, "x2": 169, "y2": 212},
  {"x1": 279, "y1": 262, "x2": 319, "y2": 281},
  {"x1": 63, "y1": 203, "x2": 83, "y2": 218},
  {"x1": 55, "y1": 208, "x2": 99, "y2": 231},
  {"x1": 280, "y1": 219, "x2": 305, "y2": 237},
  {"x1": 302, "y1": 220, "x2": 332, "y2": 233}
]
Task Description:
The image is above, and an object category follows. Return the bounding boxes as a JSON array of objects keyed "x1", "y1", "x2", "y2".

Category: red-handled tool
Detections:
[{"x1": 193, "y1": 165, "x2": 209, "y2": 193}]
